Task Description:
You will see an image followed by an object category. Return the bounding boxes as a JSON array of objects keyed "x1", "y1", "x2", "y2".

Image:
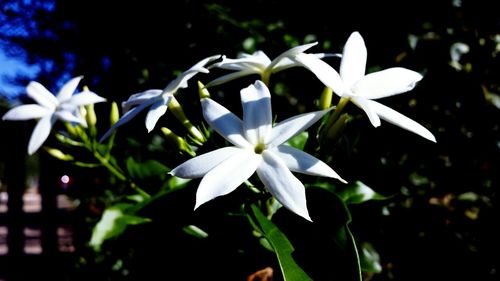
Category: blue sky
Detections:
[{"x1": 0, "y1": 47, "x2": 40, "y2": 101}]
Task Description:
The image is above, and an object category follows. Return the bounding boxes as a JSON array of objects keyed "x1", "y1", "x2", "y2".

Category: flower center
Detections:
[{"x1": 254, "y1": 143, "x2": 266, "y2": 154}]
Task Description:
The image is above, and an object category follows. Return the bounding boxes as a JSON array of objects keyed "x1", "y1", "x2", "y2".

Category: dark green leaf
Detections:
[
  {"x1": 248, "y1": 204, "x2": 312, "y2": 281},
  {"x1": 359, "y1": 242, "x2": 382, "y2": 274},
  {"x1": 125, "y1": 157, "x2": 169, "y2": 180}
]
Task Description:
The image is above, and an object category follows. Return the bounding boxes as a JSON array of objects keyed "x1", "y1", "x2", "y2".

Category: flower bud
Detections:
[
  {"x1": 169, "y1": 97, "x2": 205, "y2": 144},
  {"x1": 45, "y1": 147, "x2": 74, "y2": 161},
  {"x1": 110, "y1": 101, "x2": 119, "y2": 126},
  {"x1": 161, "y1": 127, "x2": 195, "y2": 156},
  {"x1": 198, "y1": 81, "x2": 210, "y2": 99},
  {"x1": 319, "y1": 87, "x2": 333, "y2": 110}
]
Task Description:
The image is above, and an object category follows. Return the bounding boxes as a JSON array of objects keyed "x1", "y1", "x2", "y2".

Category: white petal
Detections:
[
  {"x1": 28, "y1": 115, "x2": 56, "y2": 155},
  {"x1": 257, "y1": 150, "x2": 311, "y2": 221},
  {"x1": 294, "y1": 53, "x2": 346, "y2": 96},
  {"x1": 2, "y1": 104, "x2": 52, "y2": 120},
  {"x1": 367, "y1": 100, "x2": 436, "y2": 142},
  {"x1": 340, "y1": 31, "x2": 367, "y2": 88},
  {"x1": 205, "y1": 69, "x2": 259, "y2": 88},
  {"x1": 195, "y1": 149, "x2": 260, "y2": 209},
  {"x1": 210, "y1": 54, "x2": 268, "y2": 71},
  {"x1": 164, "y1": 54, "x2": 221, "y2": 93},
  {"x1": 241, "y1": 81, "x2": 272, "y2": 144},
  {"x1": 272, "y1": 145, "x2": 346, "y2": 183},
  {"x1": 170, "y1": 146, "x2": 242, "y2": 178},
  {"x1": 57, "y1": 76, "x2": 83, "y2": 102},
  {"x1": 352, "y1": 68, "x2": 423, "y2": 99},
  {"x1": 201, "y1": 98, "x2": 251, "y2": 148},
  {"x1": 351, "y1": 97, "x2": 381, "y2": 127},
  {"x1": 67, "y1": 90, "x2": 106, "y2": 106},
  {"x1": 99, "y1": 98, "x2": 157, "y2": 142},
  {"x1": 26, "y1": 81, "x2": 58, "y2": 110},
  {"x1": 145, "y1": 96, "x2": 172, "y2": 132},
  {"x1": 268, "y1": 108, "x2": 331, "y2": 147},
  {"x1": 55, "y1": 110, "x2": 86, "y2": 125},
  {"x1": 122, "y1": 89, "x2": 162, "y2": 112},
  {"x1": 268, "y1": 42, "x2": 318, "y2": 70}
]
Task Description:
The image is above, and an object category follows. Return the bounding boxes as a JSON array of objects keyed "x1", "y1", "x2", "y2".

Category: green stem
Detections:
[{"x1": 324, "y1": 97, "x2": 349, "y2": 132}]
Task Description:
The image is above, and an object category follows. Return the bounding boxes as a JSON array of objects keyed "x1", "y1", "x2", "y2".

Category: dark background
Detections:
[{"x1": 0, "y1": 0, "x2": 498, "y2": 280}]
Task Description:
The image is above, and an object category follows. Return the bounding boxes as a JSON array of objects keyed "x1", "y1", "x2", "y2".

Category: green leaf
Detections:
[
  {"x1": 248, "y1": 204, "x2": 312, "y2": 281},
  {"x1": 359, "y1": 242, "x2": 382, "y2": 274},
  {"x1": 125, "y1": 157, "x2": 169, "y2": 180},
  {"x1": 286, "y1": 131, "x2": 308, "y2": 150},
  {"x1": 89, "y1": 203, "x2": 150, "y2": 251},
  {"x1": 311, "y1": 181, "x2": 388, "y2": 204}
]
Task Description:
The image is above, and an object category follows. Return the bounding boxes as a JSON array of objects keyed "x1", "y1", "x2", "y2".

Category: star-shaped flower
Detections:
[
  {"x1": 170, "y1": 80, "x2": 345, "y2": 221},
  {"x1": 295, "y1": 32, "x2": 436, "y2": 142},
  {"x1": 99, "y1": 55, "x2": 220, "y2": 142},
  {"x1": 2, "y1": 76, "x2": 106, "y2": 154},
  {"x1": 206, "y1": 42, "x2": 336, "y2": 87}
]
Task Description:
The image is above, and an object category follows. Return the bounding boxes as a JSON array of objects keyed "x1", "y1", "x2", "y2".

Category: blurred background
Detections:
[{"x1": 0, "y1": 0, "x2": 498, "y2": 280}]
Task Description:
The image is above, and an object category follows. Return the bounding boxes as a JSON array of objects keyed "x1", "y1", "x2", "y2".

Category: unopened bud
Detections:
[
  {"x1": 85, "y1": 103, "x2": 97, "y2": 127},
  {"x1": 161, "y1": 127, "x2": 195, "y2": 156},
  {"x1": 110, "y1": 101, "x2": 119, "y2": 126},
  {"x1": 169, "y1": 97, "x2": 205, "y2": 144},
  {"x1": 45, "y1": 147, "x2": 74, "y2": 161},
  {"x1": 198, "y1": 81, "x2": 210, "y2": 99},
  {"x1": 319, "y1": 87, "x2": 333, "y2": 110},
  {"x1": 325, "y1": 113, "x2": 351, "y2": 141}
]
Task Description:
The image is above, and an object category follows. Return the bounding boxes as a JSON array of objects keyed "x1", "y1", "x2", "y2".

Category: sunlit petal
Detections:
[
  {"x1": 351, "y1": 97, "x2": 381, "y2": 127},
  {"x1": 2, "y1": 104, "x2": 52, "y2": 120},
  {"x1": 195, "y1": 150, "x2": 260, "y2": 209},
  {"x1": 352, "y1": 68, "x2": 423, "y2": 99},
  {"x1": 122, "y1": 89, "x2": 163, "y2": 112},
  {"x1": 145, "y1": 96, "x2": 172, "y2": 132},
  {"x1": 257, "y1": 150, "x2": 311, "y2": 221},
  {"x1": 55, "y1": 110, "x2": 86, "y2": 126},
  {"x1": 67, "y1": 90, "x2": 107, "y2": 106},
  {"x1": 99, "y1": 98, "x2": 157, "y2": 142},
  {"x1": 268, "y1": 108, "x2": 331, "y2": 147},
  {"x1": 164, "y1": 54, "x2": 221, "y2": 93},
  {"x1": 294, "y1": 53, "x2": 346, "y2": 96},
  {"x1": 268, "y1": 42, "x2": 318, "y2": 70},
  {"x1": 272, "y1": 145, "x2": 346, "y2": 183},
  {"x1": 340, "y1": 31, "x2": 367, "y2": 88},
  {"x1": 201, "y1": 98, "x2": 251, "y2": 148},
  {"x1": 26, "y1": 81, "x2": 58, "y2": 110},
  {"x1": 57, "y1": 76, "x2": 83, "y2": 102},
  {"x1": 241, "y1": 81, "x2": 272, "y2": 144},
  {"x1": 205, "y1": 69, "x2": 259, "y2": 88},
  {"x1": 171, "y1": 147, "x2": 242, "y2": 178},
  {"x1": 367, "y1": 100, "x2": 436, "y2": 142},
  {"x1": 28, "y1": 115, "x2": 56, "y2": 155}
]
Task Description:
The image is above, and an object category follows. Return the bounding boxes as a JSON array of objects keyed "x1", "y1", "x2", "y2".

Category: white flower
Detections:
[
  {"x1": 170, "y1": 80, "x2": 345, "y2": 221},
  {"x1": 294, "y1": 32, "x2": 436, "y2": 142},
  {"x1": 99, "y1": 55, "x2": 221, "y2": 142},
  {"x1": 206, "y1": 42, "x2": 336, "y2": 87},
  {"x1": 2, "y1": 76, "x2": 106, "y2": 154}
]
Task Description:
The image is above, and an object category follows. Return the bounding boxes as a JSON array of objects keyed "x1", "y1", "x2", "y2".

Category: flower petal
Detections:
[
  {"x1": 351, "y1": 97, "x2": 381, "y2": 127},
  {"x1": 99, "y1": 98, "x2": 157, "y2": 142},
  {"x1": 367, "y1": 100, "x2": 436, "y2": 142},
  {"x1": 268, "y1": 108, "x2": 331, "y2": 147},
  {"x1": 272, "y1": 145, "x2": 346, "y2": 183},
  {"x1": 294, "y1": 53, "x2": 346, "y2": 96},
  {"x1": 2, "y1": 104, "x2": 52, "y2": 120},
  {"x1": 241, "y1": 81, "x2": 272, "y2": 144},
  {"x1": 122, "y1": 89, "x2": 163, "y2": 112},
  {"x1": 210, "y1": 53, "x2": 269, "y2": 71},
  {"x1": 269, "y1": 42, "x2": 318, "y2": 70},
  {"x1": 205, "y1": 69, "x2": 259, "y2": 88},
  {"x1": 201, "y1": 98, "x2": 251, "y2": 148},
  {"x1": 340, "y1": 31, "x2": 367, "y2": 88},
  {"x1": 67, "y1": 90, "x2": 106, "y2": 106},
  {"x1": 55, "y1": 110, "x2": 86, "y2": 126},
  {"x1": 352, "y1": 68, "x2": 423, "y2": 99},
  {"x1": 57, "y1": 76, "x2": 83, "y2": 102},
  {"x1": 170, "y1": 146, "x2": 242, "y2": 178},
  {"x1": 195, "y1": 149, "x2": 260, "y2": 209},
  {"x1": 257, "y1": 150, "x2": 311, "y2": 221},
  {"x1": 28, "y1": 115, "x2": 56, "y2": 155},
  {"x1": 145, "y1": 96, "x2": 172, "y2": 132},
  {"x1": 26, "y1": 81, "x2": 58, "y2": 110},
  {"x1": 164, "y1": 54, "x2": 221, "y2": 93}
]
